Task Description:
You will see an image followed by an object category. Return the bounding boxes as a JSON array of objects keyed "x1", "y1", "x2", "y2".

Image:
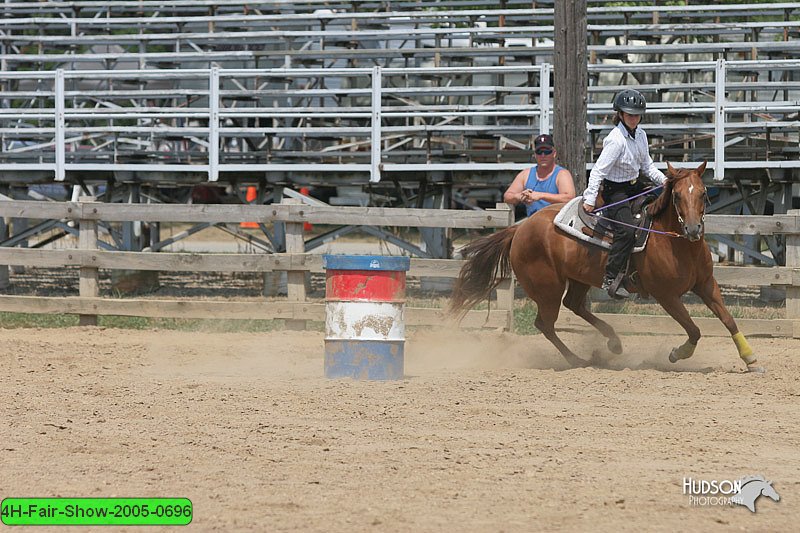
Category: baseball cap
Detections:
[{"x1": 534, "y1": 134, "x2": 555, "y2": 149}]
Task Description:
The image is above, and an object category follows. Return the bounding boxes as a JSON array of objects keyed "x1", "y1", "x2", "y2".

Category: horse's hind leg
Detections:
[
  {"x1": 562, "y1": 280, "x2": 623, "y2": 354},
  {"x1": 533, "y1": 293, "x2": 590, "y2": 368}
]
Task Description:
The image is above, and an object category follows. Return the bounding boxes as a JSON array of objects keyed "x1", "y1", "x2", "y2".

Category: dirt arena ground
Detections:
[{"x1": 2, "y1": 326, "x2": 799, "y2": 531}]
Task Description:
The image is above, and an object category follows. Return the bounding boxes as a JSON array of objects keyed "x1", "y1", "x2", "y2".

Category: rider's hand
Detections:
[{"x1": 582, "y1": 202, "x2": 594, "y2": 213}]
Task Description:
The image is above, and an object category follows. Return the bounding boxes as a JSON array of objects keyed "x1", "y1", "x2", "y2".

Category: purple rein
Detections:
[{"x1": 588, "y1": 184, "x2": 683, "y2": 238}]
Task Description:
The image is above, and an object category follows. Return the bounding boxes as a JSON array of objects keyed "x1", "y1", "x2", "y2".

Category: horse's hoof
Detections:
[
  {"x1": 607, "y1": 338, "x2": 623, "y2": 355},
  {"x1": 746, "y1": 364, "x2": 766, "y2": 374},
  {"x1": 669, "y1": 345, "x2": 694, "y2": 363}
]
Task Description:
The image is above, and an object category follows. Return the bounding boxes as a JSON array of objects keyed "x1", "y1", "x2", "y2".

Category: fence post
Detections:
[
  {"x1": 55, "y1": 69, "x2": 66, "y2": 182},
  {"x1": 539, "y1": 63, "x2": 551, "y2": 134},
  {"x1": 208, "y1": 66, "x2": 220, "y2": 182},
  {"x1": 494, "y1": 203, "x2": 515, "y2": 331},
  {"x1": 0, "y1": 213, "x2": 8, "y2": 290},
  {"x1": 787, "y1": 210, "x2": 800, "y2": 333},
  {"x1": 370, "y1": 65, "x2": 382, "y2": 184},
  {"x1": 79, "y1": 196, "x2": 99, "y2": 326},
  {"x1": 713, "y1": 58, "x2": 726, "y2": 181},
  {"x1": 282, "y1": 198, "x2": 307, "y2": 330}
]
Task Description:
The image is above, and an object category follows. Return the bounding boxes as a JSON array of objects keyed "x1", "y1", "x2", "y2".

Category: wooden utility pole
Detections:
[{"x1": 553, "y1": 0, "x2": 588, "y2": 191}]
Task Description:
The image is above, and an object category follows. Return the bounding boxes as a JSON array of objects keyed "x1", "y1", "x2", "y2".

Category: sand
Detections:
[{"x1": 2, "y1": 326, "x2": 799, "y2": 531}]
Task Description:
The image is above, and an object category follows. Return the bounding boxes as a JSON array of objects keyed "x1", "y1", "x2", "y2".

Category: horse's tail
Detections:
[{"x1": 449, "y1": 225, "x2": 518, "y2": 319}]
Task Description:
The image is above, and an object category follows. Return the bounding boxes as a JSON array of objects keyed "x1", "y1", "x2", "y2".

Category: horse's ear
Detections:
[
  {"x1": 696, "y1": 161, "x2": 707, "y2": 176},
  {"x1": 666, "y1": 161, "x2": 676, "y2": 177}
]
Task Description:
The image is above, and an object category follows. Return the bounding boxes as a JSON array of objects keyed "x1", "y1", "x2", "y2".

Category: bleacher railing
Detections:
[{"x1": 1, "y1": 60, "x2": 799, "y2": 182}]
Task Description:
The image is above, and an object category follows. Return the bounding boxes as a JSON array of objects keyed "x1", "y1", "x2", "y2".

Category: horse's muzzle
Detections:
[{"x1": 684, "y1": 223, "x2": 703, "y2": 242}]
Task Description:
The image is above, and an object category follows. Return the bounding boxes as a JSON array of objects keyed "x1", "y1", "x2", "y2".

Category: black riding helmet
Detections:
[{"x1": 612, "y1": 89, "x2": 647, "y2": 115}]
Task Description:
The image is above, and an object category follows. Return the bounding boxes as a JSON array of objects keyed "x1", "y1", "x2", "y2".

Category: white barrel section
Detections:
[{"x1": 325, "y1": 301, "x2": 405, "y2": 341}]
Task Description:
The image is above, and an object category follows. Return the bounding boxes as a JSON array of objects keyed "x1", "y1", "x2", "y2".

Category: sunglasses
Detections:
[{"x1": 535, "y1": 148, "x2": 554, "y2": 156}]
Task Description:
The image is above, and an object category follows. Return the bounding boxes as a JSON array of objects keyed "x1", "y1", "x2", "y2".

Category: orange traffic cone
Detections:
[
  {"x1": 300, "y1": 187, "x2": 313, "y2": 232},
  {"x1": 240, "y1": 186, "x2": 259, "y2": 229}
]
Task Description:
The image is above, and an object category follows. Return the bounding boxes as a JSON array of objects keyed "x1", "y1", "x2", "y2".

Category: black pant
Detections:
[{"x1": 601, "y1": 179, "x2": 646, "y2": 279}]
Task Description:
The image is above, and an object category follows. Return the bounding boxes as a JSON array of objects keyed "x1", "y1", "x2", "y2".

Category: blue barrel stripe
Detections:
[
  {"x1": 323, "y1": 254, "x2": 410, "y2": 272},
  {"x1": 324, "y1": 340, "x2": 404, "y2": 380}
]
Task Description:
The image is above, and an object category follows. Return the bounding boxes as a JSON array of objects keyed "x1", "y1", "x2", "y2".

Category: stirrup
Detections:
[
  {"x1": 609, "y1": 285, "x2": 631, "y2": 300},
  {"x1": 606, "y1": 273, "x2": 631, "y2": 299}
]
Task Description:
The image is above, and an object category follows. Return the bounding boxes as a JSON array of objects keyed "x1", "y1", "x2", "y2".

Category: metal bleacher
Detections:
[{"x1": 0, "y1": 0, "x2": 798, "y2": 200}]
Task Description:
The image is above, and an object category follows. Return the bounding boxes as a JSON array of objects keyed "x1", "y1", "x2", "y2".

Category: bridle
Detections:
[{"x1": 672, "y1": 181, "x2": 708, "y2": 227}]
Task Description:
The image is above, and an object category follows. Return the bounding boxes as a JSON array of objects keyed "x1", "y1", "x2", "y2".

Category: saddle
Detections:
[
  {"x1": 552, "y1": 193, "x2": 660, "y2": 299},
  {"x1": 552, "y1": 194, "x2": 656, "y2": 253},
  {"x1": 576, "y1": 193, "x2": 657, "y2": 249}
]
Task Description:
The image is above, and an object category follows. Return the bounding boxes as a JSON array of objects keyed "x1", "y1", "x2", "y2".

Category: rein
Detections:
[
  {"x1": 588, "y1": 184, "x2": 684, "y2": 239},
  {"x1": 592, "y1": 185, "x2": 662, "y2": 214},
  {"x1": 588, "y1": 212, "x2": 683, "y2": 238}
]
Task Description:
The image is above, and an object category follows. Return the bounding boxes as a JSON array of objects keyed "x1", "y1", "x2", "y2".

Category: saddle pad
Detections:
[{"x1": 553, "y1": 196, "x2": 649, "y2": 253}]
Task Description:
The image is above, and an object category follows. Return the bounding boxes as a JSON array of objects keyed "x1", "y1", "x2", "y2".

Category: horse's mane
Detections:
[
  {"x1": 646, "y1": 170, "x2": 690, "y2": 218},
  {"x1": 740, "y1": 475, "x2": 769, "y2": 486}
]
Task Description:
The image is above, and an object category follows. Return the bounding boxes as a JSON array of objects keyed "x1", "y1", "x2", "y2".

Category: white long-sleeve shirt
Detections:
[{"x1": 583, "y1": 122, "x2": 667, "y2": 206}]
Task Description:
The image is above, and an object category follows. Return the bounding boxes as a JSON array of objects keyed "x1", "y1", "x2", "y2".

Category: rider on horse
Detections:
[{"x1": 582, "y1": 89, "x2": 668, "y2": 299}]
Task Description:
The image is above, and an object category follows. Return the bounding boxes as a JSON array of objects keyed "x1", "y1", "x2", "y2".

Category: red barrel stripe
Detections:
[{"x1": 326, "y1": 270, "x2": 406, "y2": 302}]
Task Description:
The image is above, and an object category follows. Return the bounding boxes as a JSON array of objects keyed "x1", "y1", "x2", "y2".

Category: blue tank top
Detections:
[{"x1": 524, "y1": 164, "x2": 563, "y2": 216}]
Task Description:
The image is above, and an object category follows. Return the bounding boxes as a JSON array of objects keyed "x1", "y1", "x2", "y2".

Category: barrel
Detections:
[{"x1": 322, "y1": 254, "x2": 411, "y2": 380}]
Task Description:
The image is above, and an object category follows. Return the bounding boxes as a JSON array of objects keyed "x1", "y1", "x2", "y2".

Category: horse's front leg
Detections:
[
  {"x1": 655, "y1": 295, "x2": 701, "y2": 363},
  {"x1": 693, "y1": 275, "x2": 762, "y2": 372}
]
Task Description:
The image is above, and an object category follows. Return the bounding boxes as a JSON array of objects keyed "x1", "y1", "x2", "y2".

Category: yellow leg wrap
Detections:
[{"x1": 732, "y1": 332, "x2": 756, "y2": 364}]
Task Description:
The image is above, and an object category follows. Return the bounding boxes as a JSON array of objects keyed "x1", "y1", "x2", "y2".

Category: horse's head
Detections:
[
  {"x1": 761, "y1": 480, "x2": 781, "y2": 502},
  {"x1": 663, "y1": 161, "x2": 708, "y2": 242}
]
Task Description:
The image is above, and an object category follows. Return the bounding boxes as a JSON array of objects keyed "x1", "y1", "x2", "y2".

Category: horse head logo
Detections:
[{"x1": 730, "y1": 475, "x2": 780, "y2": 513}]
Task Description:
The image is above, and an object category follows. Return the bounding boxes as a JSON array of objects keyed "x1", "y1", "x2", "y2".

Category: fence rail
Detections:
[
  {"x1": 0, "y1": 198, "x2": 517, "y2": 330},
  {"x1": 2, "y1": 60, "x2": 800, "y2": 182},
  {"x1": 0, "y1": 200, "x2": 798, "y2": 337}
]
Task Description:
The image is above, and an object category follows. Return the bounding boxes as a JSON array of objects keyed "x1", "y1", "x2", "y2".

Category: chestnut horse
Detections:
[{"x1": 450, "y1": 161, "x2": 762, "y2": 371}]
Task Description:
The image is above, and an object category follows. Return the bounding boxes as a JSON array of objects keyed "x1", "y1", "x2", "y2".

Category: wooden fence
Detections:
[
  {"x1": 0, "y1": 200, "x2": 798, "y2": 338},
  {"x1": 0, "y1": 197, "x2": 516, "y2": 330}
]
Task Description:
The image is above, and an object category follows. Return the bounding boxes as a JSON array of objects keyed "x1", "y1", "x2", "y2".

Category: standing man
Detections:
[{"x1": 504, "y1": 133, "x2": 576, "y2": 217}]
